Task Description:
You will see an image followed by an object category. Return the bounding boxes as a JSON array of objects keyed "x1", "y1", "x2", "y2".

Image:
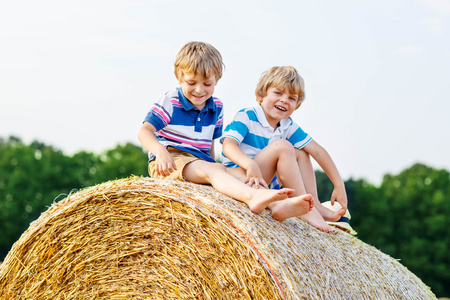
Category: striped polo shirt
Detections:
[
  {"x1": 144, "y1": 87, "x2": 223, "y2": 163},
  {"x1": 220, "y1": 105, "x2": 311, "y2": 187}
]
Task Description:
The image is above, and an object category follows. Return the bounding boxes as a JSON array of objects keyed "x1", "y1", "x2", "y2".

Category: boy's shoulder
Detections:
[
  {"x1": 211, "y1": 96, "x2": 223, "y2": 108},
  {"x1": 237, "y1": 106, "x2": 294, "y2": 125},
  {"x1": 155, "y1": 88, "x2": 181, "y2": 105},
  {"x1": 236, "y1": 106, "x2": 257, "y2": 116}
]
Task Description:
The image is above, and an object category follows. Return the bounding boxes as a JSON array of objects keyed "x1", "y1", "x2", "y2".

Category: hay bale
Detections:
[{"x1": 0, "y1": 177, "x2": 437, "y2": 299}]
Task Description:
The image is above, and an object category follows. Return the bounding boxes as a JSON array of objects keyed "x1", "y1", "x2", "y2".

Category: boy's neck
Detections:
[
  {"x1": 271, "y1": 122, "x2": 280, "y2": 131},
  {"x1": 266, "y1": 115, "x2": 281, "y2": 131}
]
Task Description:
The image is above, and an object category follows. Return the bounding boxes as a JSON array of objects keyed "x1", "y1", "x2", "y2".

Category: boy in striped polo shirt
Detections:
[
  {"x1": 138, "y1": 42, "x2": 314, "y2": 218},
  {"x1": 221, "y1": 66, "x2": 348, "y2": 232}
]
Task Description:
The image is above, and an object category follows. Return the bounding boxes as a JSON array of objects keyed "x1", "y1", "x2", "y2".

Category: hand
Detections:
[
  {"x1": 245, "y1": 162, "x2": 268, "y2": 189},
  {"x1": 154, "y1": 149, "x2": 177, "y2": 177},
  {"x1": 330, "y1": 186, "x2": 348, "y2": 216}
]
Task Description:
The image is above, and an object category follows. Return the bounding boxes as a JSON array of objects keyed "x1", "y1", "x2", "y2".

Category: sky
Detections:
[{"x1": 1, "y1": 0, "x2": 449, "y2": 184}]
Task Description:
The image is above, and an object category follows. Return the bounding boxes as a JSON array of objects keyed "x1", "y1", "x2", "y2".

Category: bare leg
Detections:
[
  {"x1": 183, "y1": 160, "x2": 297, "y2": 214},
  {"x1": 296, "y1": 149, "x2": 342, "y2": 222},
  {"x1": 252, "y1": 140, "x2": 333, "y2": 231},
  {"x1": 227, "y1": 159, "x2": 314, "y2": 220}
]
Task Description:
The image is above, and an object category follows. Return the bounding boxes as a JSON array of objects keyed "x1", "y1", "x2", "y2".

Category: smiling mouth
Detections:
[{"x1": 275, "y1": 105, "x2": 287, "y2": 112}]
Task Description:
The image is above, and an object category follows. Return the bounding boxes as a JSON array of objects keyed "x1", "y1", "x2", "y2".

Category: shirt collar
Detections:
[
  {"x1": 253, "y1": 105, "x2": 292, "y2": 131},
  {"x1": 177, "y1": 87, "x2": 216, "y2": 111}
]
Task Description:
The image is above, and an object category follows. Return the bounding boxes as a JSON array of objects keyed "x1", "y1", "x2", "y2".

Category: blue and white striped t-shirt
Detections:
[
  {"x1": 220, "y1": 105, "x2": 311, "y2": 188},
  {"x1": 144, "y1": 87, "x2": 223, "y2": 163}
]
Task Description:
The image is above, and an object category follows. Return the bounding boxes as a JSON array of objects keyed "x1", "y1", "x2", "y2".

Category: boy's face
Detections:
[
  {"x1": 177, "y1": 72, "x2": 217, "y2": 110},
  {"x1": 257, "y1": 87, "x2": 298, "y2": 128}
]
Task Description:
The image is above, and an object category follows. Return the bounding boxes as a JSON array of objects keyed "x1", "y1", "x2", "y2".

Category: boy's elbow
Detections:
[
  {"x1": 138, "y1": 124, "x2": 151, "y2": 143},
  {"x1": 222, "y1": 143, "x2": 232, "y2": 158},
  {"x1": 138, "y1": 126, "x2": 145, "y2": 142},
  {"x1": 222, "y1": 138, "x2": 236, "y2": 154}
]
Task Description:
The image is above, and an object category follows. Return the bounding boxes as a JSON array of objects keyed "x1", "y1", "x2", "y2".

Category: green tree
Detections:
[
  {"x1": 70, "y1": 150, "x2": 101, "y2": 188},
  {"x1": 0, "y1": 138, "x2": 149, "y2": 260},
  {"x1": 317, "y1": 165, "x2": 450, "y2": 297},
  {"x1": 92, "y1": 143, "x2": 148, "y2": 184},
  {"x1": 378, "y1": 164, "x2": 450, "y2": 296},
  {"x1": 315, "y1": 170, "x2": 334, "y2": 204},
  {"x1": 345, "y1": 178, "x2": 394, "y2": 251},
  {"x1": 0, "y1": 137, "x2": 78, "y2": 259}
]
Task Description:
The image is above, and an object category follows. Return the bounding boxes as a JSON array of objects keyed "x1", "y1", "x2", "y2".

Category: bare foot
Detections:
[
  {"x1": 269, "y1": 194, "x2": 314, "y2": 221},
  {"x1": 247, "y1": 188, "x2": 294, "y2": 214},
  {"x1": 316, "y1": 203, "x2": 344, "y2": 222},
  {"x1": 300, "y1": 207, "x2": 333, "y2": 232}
]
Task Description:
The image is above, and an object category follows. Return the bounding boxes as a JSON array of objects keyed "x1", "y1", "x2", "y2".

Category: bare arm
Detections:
[
  {"x1": 209, "y1": 140, "x2": 216, "y2": 161},
  {"x1": 222, "y1": 137, "x2": 268, "y2": 188},
  {"x1": 303, "y1": 140, "x2": 347, "y2": 210},
  {"x1": 138, "y1": 122, "x2": 177, "y2": 177}
]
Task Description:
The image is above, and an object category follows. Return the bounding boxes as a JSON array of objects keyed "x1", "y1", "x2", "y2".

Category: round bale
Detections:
[{"x1": 0, "y1": 177, "x2": 437, "y2": 299}]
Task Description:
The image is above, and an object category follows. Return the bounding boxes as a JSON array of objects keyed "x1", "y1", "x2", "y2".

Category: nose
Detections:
[
  {"x1": 195, "y1": 84, "x2": 203, "y2": 94},
  {"x1": 280, "y1": 95, "x2": 288, "y2": 103}
]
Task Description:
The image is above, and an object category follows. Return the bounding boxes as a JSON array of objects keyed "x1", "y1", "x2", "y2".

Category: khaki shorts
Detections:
[{"x1": 148, "y1": 148, "x2": 200, "y2": 181}]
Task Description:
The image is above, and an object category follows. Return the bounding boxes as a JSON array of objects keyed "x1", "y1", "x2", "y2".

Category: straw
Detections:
[{"x1": 0, "y1": 177, "x2": 437, "y2": 299}]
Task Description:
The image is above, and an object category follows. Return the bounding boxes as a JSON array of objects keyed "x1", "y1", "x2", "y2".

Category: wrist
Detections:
[
  {"x1": 243, "y1": 160, "x2": 258, "y2": 171},
  {"x1": 334, "y1": 182, "x2": 346, "y2": 191},
  {"x1": 154, "y1": 146, "x2": 169, "y2": 157}
]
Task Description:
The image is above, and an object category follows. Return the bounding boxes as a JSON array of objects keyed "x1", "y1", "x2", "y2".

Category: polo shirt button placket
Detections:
[{"x1": 194, "y1": 112, "x2": 203, "y2": 132}]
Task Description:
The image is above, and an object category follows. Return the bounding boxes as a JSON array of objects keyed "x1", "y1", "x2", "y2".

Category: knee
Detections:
[
  {"x1": 210, "y1": 162, "x2": 227, "y2": 173},
  {"x1": 271, "y1": 139, "x2": 295, "y2": 155}
]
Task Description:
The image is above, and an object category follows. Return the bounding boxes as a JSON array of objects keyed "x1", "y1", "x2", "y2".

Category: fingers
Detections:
[
  {"x1": 245, "y1": 176, "x2": 269, "y2": 189},
  {"x1": 260, "y1": 179, "x2": 269, "y2": 189},
  {"x1": 309, "y1": 196, "x2": 315, "y2": 209},
  {"x1": 331, "y1": 196, "x2": 348, "y2": 216},
  {"x1": 247, "y1": 178, "x2": 260, "y2": 189},
  {"x1": 247, "y1": 178, "x2": 267, "y2": 189},
  {"x1": 157, "y1": 162, "x2": 177, "y2": 177},
  {"x1": 333, "y1": 196, "x2": 348, "y2": 210}
]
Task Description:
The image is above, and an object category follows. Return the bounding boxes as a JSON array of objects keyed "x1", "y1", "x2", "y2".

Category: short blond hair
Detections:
[
  {"x1": 255, "y1": 66, "x2": 305, "y2": 109},
  {"x1": 174, "y1": 41, "x2": 224, "y2": 81}
]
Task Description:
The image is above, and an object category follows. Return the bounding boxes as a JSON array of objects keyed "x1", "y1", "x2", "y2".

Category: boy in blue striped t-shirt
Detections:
[
  {"x1": 221, "y1": 66, "x2": 348, "y2": 232},
  {"x1": 138, "y1": 42, "x2": 314, "y2": 218}
]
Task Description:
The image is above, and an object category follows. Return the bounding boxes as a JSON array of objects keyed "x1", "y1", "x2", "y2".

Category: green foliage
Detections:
[
  {"x1": 376, "y1": 164, "x2": 450, "y2": 297},
  {"x1": 314, "y1": 166, "x2": 449, "y2": 297},
  {"x1": 0, "y1": 137, "x2": 449, "y2": 297},
  {"x1": 0, "y1": 137, "x2": 148, "y2": 260},
  {"x1": 344, "y1": 164, "x2": 450, "y2": 297},
  {"x1": 92, "y1": 143, "x2": 149, "y2": 184},
  {"x1": 0, "y1": 137, "x2": 75, "y2": 252}
]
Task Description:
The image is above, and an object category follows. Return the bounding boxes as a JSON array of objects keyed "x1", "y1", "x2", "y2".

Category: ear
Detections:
[
  {"x1": 256, "y1": 94, "x2": 263, "y2": 104},
  {"x1": 175, "y1": 71, "x2": 182, "y2": 84}
]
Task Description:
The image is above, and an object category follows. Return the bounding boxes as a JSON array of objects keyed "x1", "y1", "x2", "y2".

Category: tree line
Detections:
[{"x1": 0, "y1": 136, "x2": 448, "y2": 297}]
